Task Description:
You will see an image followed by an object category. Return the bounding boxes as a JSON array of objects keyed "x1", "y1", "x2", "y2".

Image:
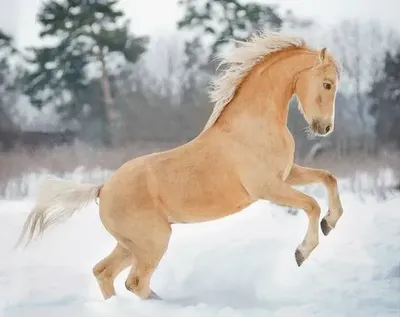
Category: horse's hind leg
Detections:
[
  {"x1": 93, "y1": 243, "x2": 132, "y2": 299},
  {"x1": 124, "y1": 217, "x2": 171, "y2": 300}
]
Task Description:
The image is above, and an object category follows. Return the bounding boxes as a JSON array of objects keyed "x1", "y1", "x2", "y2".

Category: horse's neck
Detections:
[{"x1": 215, "y1": 49, "x2": 315, "y2": 136}]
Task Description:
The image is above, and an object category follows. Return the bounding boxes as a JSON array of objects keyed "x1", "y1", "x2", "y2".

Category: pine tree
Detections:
[
  {"x1": 0, "y1": 30, "x2": 15, "y2": 51},
  {"x1": 369, "y1": 50, "x2": 400, "y2": 149},
  {"x1": 177, "y1": 0, "x2": 313, "y2": 92},
  {"x1": 24, "y1": 0, "x2": 148, "y2": 146},
  {"x1": 177, "y1": 0, "x2": 284, "y2": 60}
]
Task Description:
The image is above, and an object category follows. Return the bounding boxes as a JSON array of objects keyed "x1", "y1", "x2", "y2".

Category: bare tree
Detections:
[
  {"x1": 327, "y1": 19, "x2": 399, "y2": 134},
  {"x1": 112, "y1": 34, "x2": 212, "y2": 145}
]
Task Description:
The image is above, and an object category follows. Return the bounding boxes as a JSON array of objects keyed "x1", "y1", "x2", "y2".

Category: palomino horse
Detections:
[{"x1": 16, "y1": 32, "x2": 344, "y2": 301}]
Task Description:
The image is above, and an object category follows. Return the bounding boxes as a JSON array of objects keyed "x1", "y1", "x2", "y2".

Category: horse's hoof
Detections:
[
  {"x1": 295, "y1": 248, "x2": 305, "y2": 267},
  {"x1": 149, "y1": 290, "x2": 162, "y2": 300},
  {"x1": 320, "y1": 218, "x2": 332, "y2": 236}
]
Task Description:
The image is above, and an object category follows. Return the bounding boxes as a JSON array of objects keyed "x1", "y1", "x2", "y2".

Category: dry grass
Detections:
[
  {"x1": 0, "y1": 140, "x2": 398, "y2": 199},
  {"x1": 0, "y1": 140, "x2": 180, "y2": 180},
  {"x1": 306, "y1": 149, "x2": 400, "y2": 179},
  {"x1": 302, "y1": 149, "x2": 400, "y2": 200},
  {"x1": 0, "y1": 141, "x2": 181, "y2": 198}
]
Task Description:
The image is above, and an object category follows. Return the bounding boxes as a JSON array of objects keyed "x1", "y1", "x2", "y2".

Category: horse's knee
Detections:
[
  {"x1": 323, "y1": 172, "x2": 337, "y2": 187},
  {"x1": 303, "y1": 197, "x2": 321, "y2": 218}
]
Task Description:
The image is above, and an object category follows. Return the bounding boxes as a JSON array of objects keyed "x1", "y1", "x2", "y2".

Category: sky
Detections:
[{"x1": 0, "y1": 0, "x2": 398, "y2": 50}]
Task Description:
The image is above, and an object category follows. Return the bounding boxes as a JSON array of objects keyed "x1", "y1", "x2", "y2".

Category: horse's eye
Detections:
[{"x1": 323, "y1": 83, "x2": 332, "y2": 90}]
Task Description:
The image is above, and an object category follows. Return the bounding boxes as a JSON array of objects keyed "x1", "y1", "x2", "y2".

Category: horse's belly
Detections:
[
  {"x1": 180, "y1": 197, "x2": 251, "y2": 223},
  {"x1": 164, "y1": 178, "x2": 252, "y2": 223}
]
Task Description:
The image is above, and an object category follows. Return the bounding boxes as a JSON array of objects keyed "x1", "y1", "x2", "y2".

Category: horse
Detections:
[{"x1": 15, "y1": 31, "x2": 344, "y2": 301}]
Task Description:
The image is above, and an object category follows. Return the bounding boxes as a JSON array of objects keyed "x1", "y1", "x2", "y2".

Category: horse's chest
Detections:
[
  {"x1": 278, "y1": 132, "x2": 295, "y2": 179},
  {"x1": 256, "y1": 132, "x2": 295, "y2": 179},
  {"x1": 280, "y1": 157, "x2": 294, "y2": 180}
]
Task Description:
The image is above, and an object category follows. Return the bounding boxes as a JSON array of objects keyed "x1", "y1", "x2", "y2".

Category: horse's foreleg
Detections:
[
  {"x1": 259, "y1": 180, "x2": 321, "y2": 266},
  {"x1": 285, "y1": 164, "x2": 343, "y2": 236}
]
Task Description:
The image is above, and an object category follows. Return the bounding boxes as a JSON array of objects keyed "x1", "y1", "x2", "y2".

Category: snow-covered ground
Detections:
[{"x1": 0, "y1": 176, "x2": 399, "y2": 317}]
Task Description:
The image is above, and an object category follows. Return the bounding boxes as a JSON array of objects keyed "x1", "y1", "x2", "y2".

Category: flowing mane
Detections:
[{"x1": 203, "y1": 31, "x2": 306, "y2": 131}]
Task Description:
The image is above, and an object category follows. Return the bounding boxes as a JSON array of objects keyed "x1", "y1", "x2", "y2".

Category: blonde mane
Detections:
[{"x1": 203, "y1": 31, "x2": 306, "y2": 131}]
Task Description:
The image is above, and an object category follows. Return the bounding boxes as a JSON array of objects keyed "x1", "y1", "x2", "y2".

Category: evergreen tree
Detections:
[
  {"x1": 24, "y1": 0, "x2": 148, "y2": 146},
  {"x1": 177, "y1": 0, "x2": 283, "y2": 59},
  {"x1": 369, "y1": 49, "x2": 400, "y2": 149},
  {"x1": 177, "y1": 0, "x2": 312, "y2": 65},
  {"x1": 0, "y1": 30, "x2": 15, "y2": 51}
]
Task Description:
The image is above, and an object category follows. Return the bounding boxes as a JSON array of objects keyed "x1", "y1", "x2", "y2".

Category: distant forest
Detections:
[{"x1": 0, "y1": 0, "x2": 399, "y2": 161}]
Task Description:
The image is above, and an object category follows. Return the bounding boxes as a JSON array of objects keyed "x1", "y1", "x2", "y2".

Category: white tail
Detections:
[{"x1": 15, "y1": 176, "x2": 102, "y2": 248}]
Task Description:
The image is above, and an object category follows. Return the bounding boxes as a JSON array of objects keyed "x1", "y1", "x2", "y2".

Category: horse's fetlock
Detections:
[
  {"x1": 93, "y1": 265, "x2": 110, "y2": 280},
  {"x1": 125, "y1": 276, "x2": 140, "y2": 292},
  {"x1": 310, "y1": 238, "x2": 319, "y2": 250}
]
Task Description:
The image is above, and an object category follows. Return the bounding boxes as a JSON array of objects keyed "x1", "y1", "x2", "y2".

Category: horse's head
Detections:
[{"x1": 294, "y1": 48, "x2": 339, "y2": 137}]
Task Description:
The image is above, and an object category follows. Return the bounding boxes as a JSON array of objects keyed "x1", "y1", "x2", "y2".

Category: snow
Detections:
[
  {"x1": 0, "y1": 178, "x2": 399, "y2": 317},
  {"x1": 2, "y1": 166, "x2": 113, "y2": 200}
]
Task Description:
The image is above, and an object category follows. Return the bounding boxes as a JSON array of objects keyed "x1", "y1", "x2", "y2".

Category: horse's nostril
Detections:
[{"x1": 325, "y1": 125, "x2": 332, "y2": 133}]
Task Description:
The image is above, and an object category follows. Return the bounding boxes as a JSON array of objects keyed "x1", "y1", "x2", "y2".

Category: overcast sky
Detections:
[{"x1": 0, "y1": 0, "x2": 398, "y2": 49}]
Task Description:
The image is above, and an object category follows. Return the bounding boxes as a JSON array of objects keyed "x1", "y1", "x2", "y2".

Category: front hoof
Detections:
[
  {"x1": 320, "y1": 218, "x2": 332, "y2": 236},
  {"x1": 295, "y1": 248, "x2": 305, "y2": 267}
]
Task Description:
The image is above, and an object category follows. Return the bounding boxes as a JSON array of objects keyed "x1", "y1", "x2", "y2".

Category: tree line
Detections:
[{"x1": 0, "y1": 0, "x2": 399, "y2": 158}]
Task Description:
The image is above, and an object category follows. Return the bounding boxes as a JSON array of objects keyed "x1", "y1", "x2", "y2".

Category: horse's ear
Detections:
[{"x1": 319, "y1": 47, "x2": 327, "y2": 63}]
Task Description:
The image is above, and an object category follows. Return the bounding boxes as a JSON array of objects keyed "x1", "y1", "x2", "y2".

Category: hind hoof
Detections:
[
  {"x1": 295, "y1": 248, "x2": 305, "y2": 267},
  {"x1": 320, "y1": 218, "x2": 332, "y2": 236},
  {"x1": 149, "y1": 290, "x2": 162, "y2": 300}
]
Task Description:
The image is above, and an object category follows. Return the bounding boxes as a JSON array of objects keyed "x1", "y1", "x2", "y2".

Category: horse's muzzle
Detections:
[{"x1": 310, "y1": 119, "x2": 333, "y2": 136}]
